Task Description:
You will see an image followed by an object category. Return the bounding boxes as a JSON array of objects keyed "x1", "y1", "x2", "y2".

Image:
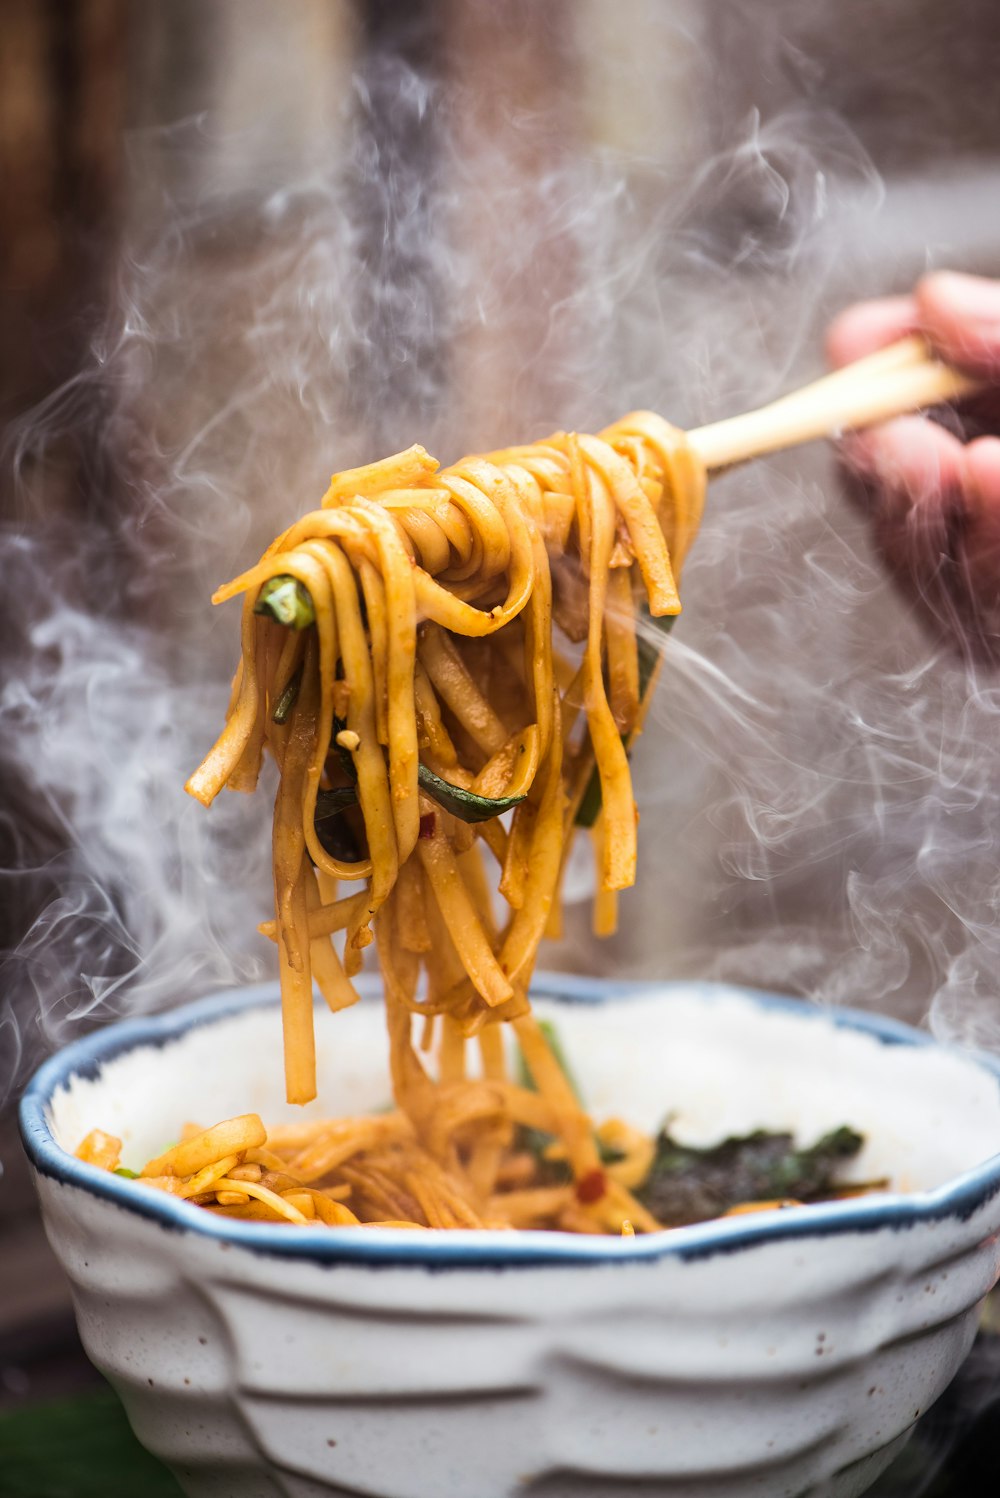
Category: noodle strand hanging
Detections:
[{"x1": 180, "y1": 411, "x2": 705, "y2": 1233}]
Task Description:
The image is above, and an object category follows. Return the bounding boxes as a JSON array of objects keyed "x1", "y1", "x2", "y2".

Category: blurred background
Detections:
[{"x1": 2, "y1": 1, "x2": 1000, "y2": 1483}]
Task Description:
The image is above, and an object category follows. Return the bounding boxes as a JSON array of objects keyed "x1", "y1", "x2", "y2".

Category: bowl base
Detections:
[{"x1": 807, "y1": 1426, "x2": 913, "y2": 1498}]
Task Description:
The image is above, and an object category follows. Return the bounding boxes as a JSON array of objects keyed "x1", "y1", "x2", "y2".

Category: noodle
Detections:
[
  {"x1": 183, "y1": 413, "x2": 702, "y2": 1230},
  {"x1": 78, "y1": 343, "x2": 964, "y2": 1228},
  {"x1": 91, "y1": 415, "x2": 709, "y2": 1233}
]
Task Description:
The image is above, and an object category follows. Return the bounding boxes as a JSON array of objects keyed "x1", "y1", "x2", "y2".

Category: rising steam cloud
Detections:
[{"x1": 2, "y1": 30, "x2": 998, "y2": 1112}]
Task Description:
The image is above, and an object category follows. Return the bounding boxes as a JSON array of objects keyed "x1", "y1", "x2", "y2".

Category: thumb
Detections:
[{"x1": 916, "y1": 271, "x2": 1000, "y2": 382}]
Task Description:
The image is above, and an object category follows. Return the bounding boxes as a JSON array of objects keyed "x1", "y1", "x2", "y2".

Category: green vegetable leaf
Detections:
[
  {"x1": 113, "y1": 1167, "x2": 139, "y2": 1179},
  {"x1": 637, "y1": 1124, "x2": 864, "y2": 1228},
  {"x1": 311, "y1": 758, "x2": 524, "y2": 862},
  {"x1": 418, "y1": 763, "x2": 525, "y2": 823},
  {"x1": 271, "y1": 663, "x2": 303, "y2": 724},
  {"x1": 636, "y1": 607, "x2": 677, "y2": 700},
  {"x1": 575, "y1": 608, "x2": 676, "y2": 828},
  {"x1": 254, "y1": 576, "x2": 315, "y2": 630},
  {"x1": 314, "y1": 786, "x2": 360, "y2": 821},
  {"x1": 313, "y1": 784, "x2": 364, "y2": 862}
]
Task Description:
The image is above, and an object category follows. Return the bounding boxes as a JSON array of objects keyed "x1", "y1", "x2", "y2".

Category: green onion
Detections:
[
  {"x1": 254, "y1": 576, "x2": 315, "y2": 630},
  {"x1": 271, "y1": 663, "x2": 303, "y2": 724},
  {"x1": 312, "y1": 745, "x2": 527, "y2": 868},
  {"x1": 417, "y1": 763, "x2": 525, "y2": 823},
  {"x1": 313, "y1": 765, "x2": 525, "y2": 833}
]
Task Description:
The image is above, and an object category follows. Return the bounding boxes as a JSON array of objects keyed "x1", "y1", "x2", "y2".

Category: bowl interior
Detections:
[{"x1": 45, "y1": 980, "x2": 1000, "y2": 1194}]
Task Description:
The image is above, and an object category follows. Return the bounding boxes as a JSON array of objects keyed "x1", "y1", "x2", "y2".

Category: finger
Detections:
[
  {"x1": 840, "y1": 417, "x2": 966, "y2": 594},
  {"x1": 960, "y1": 437, "x2": 1000, "y2": 607},
  {"x1": 845, "y1": 423, "x2": 1000, "y2": 654},
  {"x1": 840, "y1": 414, "x2": 966, "y2": 498},
  {"x1": 963, "y1": 434, "x2": 1000, "y2": 504},
  {"x1": 825, "y1": 295, "x2": 918, "y2": 369},
  {"x1": 916, "y1": 272, "x2": 1000, "y2": 382}
]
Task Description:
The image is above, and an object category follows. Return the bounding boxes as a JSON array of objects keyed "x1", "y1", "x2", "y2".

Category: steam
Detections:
[{"x1": 3, "y1": 30, "x2": 999, "y2": 1111}]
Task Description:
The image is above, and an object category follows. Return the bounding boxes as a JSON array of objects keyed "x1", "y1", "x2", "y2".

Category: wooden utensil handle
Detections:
[{"x1": 687, "y1": 336, "x2": 983, "y2": 472}]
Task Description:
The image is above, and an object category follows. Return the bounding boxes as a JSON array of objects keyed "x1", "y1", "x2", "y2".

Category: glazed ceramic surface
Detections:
[{"x1": 20, "y1": 978, "x2": 1000, "y2": 1498}]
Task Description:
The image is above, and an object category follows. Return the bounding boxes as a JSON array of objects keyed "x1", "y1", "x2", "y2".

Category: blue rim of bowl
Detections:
[{"x1": 19, "y1": 975, "x2": 1000, "y2": 1269}]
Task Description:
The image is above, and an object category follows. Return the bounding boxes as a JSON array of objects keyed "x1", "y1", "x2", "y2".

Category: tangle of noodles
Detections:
[{"x1": 164, "y1": 412, "x2": 707, "y2": 1234}]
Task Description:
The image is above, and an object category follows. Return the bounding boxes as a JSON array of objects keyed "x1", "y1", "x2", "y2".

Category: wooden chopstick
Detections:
[{"x1": 686, "y1": 337, "x2": 983, "y2": 472}]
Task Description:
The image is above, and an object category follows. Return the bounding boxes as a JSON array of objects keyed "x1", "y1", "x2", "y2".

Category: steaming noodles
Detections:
[{"x1": 77, "y1": 415, "x2": 872, "y2": 1232}]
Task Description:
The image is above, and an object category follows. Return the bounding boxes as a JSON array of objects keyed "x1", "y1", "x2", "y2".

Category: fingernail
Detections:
[{"x1": 928, "y1": 272, "x2": 1000, "y2": 326}]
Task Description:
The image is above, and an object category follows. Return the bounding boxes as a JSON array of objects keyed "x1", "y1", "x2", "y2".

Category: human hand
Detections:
[{"x1": 826, "y1": 272, "x2": 1000, "y2": 654}]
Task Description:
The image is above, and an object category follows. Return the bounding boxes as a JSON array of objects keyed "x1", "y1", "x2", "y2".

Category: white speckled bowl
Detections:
[{"x1": 20, "y1": 977, "x2": 1000, "y2": 1498}]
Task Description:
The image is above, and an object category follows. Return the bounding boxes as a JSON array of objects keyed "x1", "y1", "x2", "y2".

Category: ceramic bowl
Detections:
[{"x1": 19, "y1": 976, "x2": 1000, "y2": 1498}]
